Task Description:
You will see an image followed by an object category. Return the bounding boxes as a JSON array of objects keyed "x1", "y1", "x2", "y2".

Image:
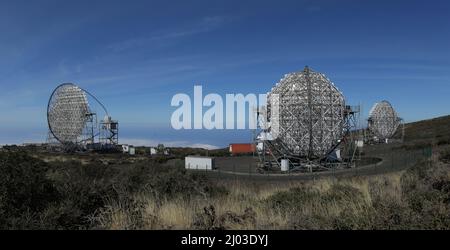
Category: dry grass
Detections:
[
  {"x1": 156, "y1": 198, "x2": 195, "y2": 229},
  {"x1": 95, "y1": 169, "x2": 424, "y2": 230},
  {"x1": 2, "y1": 142, "x2": 449, "y2": 230},
  {"x1": 85, "y1": 146, "x2": 450, "y2": 230}
]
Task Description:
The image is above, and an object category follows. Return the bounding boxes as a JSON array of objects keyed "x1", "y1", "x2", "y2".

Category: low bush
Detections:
[
  {"x1": 0, "y1": 151, "x2": 227, "y2": 229},
  {"x1": 193, "y1": 205, "x2": 257, "y2": 230},
  {"x1": 0, "y1": 151, "x2": 58, "y2": 229},
  {"x1": 1, "y1": 149, "x2": 450, "y2": 230},
  {"x1": 439, "y1": 149, "x2": 450, "y2": 163}
]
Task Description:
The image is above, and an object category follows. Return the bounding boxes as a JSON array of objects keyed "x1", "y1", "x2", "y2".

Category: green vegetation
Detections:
[
  {"x1": 0, "y1": 150, "x2": 225, "y2": 229},
  {"x1": 0, "y1": 151, "x2": 58, "y2": 229},
  {"x1": 0, "y1": 148, "x2": 449, "y2": 230},
  {"x1": 1, "y1": 115, "x2": 449, "y2": 230},
  {"x1": 439, "y1": 148, "x2": 450, "y2": 163}
]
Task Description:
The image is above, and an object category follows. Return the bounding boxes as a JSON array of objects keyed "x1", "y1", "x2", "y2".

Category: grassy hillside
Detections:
[
  {"x1": 0, "y1": 115, "x2": 449, "y2": 230},
  {"x1": 403, "y1": 115, "x2": 450, "y2": 144},
  {"x1": 2, "y1": 148, "x2": 449, "y2": 230}
]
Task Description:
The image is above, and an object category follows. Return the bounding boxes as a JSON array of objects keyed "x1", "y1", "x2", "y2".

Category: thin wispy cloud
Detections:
[
  {"x1": 1, "y1": 1, "x2": 449, "y2": 147},
  {"x1": 107, "y1": 16, "x2": 231, "y2": 52}
]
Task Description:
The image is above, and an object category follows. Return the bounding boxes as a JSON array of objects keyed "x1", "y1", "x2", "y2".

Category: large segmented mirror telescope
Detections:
[
  {"x1": 47, "y1": 83, "x2": 91, "y2": 144},
  {"x1": 368, "y1": 101, "x2": 401, "y2": 140},
  {"x1": 267, "y1": 66, "x2": 346, "y2": 159},
  {"x1": 47, "y1": 83, "x2": 118, "y2": 149}
]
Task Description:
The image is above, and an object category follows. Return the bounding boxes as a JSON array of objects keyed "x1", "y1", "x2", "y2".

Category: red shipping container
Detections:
[{"x1": 229, "y1": 143, "x2": 256, "y2": 154}]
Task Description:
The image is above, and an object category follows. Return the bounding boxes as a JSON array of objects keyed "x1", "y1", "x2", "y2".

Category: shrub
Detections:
[
  {"x1": 192, "y1": 205, "x2": 257, "y2": 230},
  {"x1": 439, "y1": 149, "x2": 450, "y2": 163},
  {"x1": 369, "y1": 196, "x2": 414, "y2": 230},
  {"x1": 265, "y1": 184, "x2": 368, "y2": 230},
  {"x1": 398, "y1": 161, "x2": 450, "y2": 229},
  {"x1": 266, "y1": 184, "x2": 364, "y2": 213},
  {"x1": 265, "y1": 186, "x2": 319, "y2": 212},
  {"x1": 323, "y1": 184, "x2": 365, "y2": 205},
  {"x1": 0, "y1": 151, "x2": 58, "y2": 229}
]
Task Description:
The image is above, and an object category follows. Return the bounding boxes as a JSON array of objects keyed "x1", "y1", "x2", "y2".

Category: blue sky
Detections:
[{"x1": 0, "y1": 0, "x2": 449, "y2": 148}]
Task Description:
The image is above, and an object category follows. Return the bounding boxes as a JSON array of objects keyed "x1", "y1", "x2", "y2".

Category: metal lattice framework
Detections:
[
  {"x1": 47, "y1": 83, "x2": 91, "y2": 144},
  {"x1": 368, "y1": 101, "x2": 400, "y2": 140},
  {"x1": 266, "y1": 66, "x2": 346, "y2": 159},
  {"x1": 47, "y1": 83, "x2": 119, "y2": 149}
]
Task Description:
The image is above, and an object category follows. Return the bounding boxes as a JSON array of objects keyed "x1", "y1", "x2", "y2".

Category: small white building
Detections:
[
  {"x1": 122, "y1": 144, "x2": 135, "y2": 155},
  {"x1": 185, "y1": 156, "x2": 215, "y2": 170},
  {"x1": 150, "y1": 147, "x2": 157, "y2": 155}
]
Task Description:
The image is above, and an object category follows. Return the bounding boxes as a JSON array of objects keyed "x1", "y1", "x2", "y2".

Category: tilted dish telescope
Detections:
[
  {"x1": 47, "y1": 83, "x2": 118, "y2": 150},
  {"x1": 368, "y1": 101, "x2": 401, "y2": 141}
]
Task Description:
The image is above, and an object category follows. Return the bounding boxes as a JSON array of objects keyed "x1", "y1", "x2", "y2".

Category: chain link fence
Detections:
[{"x1": 197, "y1": 145, "x2": 433, "y2": 182}]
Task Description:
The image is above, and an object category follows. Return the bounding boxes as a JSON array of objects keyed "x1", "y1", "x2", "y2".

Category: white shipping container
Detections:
[{"x1": 185, "y1": 156, "x2": 215, "y2": 170}]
